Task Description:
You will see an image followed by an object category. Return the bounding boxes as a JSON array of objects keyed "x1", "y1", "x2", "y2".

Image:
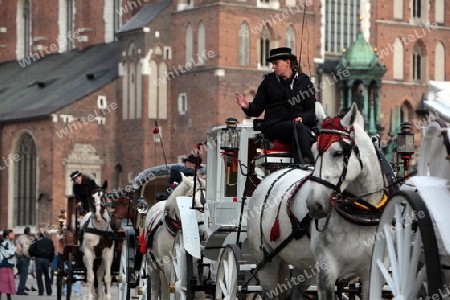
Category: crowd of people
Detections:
[{"x1": 0, "y1": 227, "x2": 55, "y2": 298}]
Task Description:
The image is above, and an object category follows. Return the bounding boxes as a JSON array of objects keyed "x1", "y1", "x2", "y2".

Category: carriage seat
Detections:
[{"x1": 253, "y1": 119, "x2": 292, "y2": 154}]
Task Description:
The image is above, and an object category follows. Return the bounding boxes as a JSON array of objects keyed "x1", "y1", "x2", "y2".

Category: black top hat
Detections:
[
  {"x1": 266, "y1": 47, "x2": 297, "y2": 62},
  {"x1": 70, "y1": 170, "x2": 82, "y2": 180},
  {"x1": 182, "y1": 154, "x2": 202, "y2": 165}
]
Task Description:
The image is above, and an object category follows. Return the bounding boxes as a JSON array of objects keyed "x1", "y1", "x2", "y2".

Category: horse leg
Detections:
[
  {"x1": 148, "y1": 263, "x2": 161, "y2": 300},
  {"x1": 256, "y1": 256, "x2": 284, "y2": 300},
  {"x1": 102, "y1": 246, "x2": 114, "y2": 300},
  {"x1": 315, "y1": 254, "x2": 338, "y2": 300},
  {"x1": 96, "y1": 260, "x2": 106, "y2": 300},
  {"x1": 160, "y1": 269, "x2": 170, "y2": 300},
  {"x1": 83, "y1": 250, "x2": 96, "y2": 300}
]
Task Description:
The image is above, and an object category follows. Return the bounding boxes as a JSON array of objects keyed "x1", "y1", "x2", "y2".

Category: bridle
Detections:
[{"x1": 309, "y1": 116, "x2": 364, "y2": 208}]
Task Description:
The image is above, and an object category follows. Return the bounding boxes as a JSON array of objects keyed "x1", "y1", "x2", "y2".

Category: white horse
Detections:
[
  {"x1": 247, "y1": 167, "x2": 316, "y2": 299},
  {"x1": 80, "y1": 189, "x2": 116, "y2": 300},
  {"x1": 142, "y1": 173, "x2": 206, "y2": 300},
  {"x1": 306, "y1": 103, "x2": 386, "y2": 299}
]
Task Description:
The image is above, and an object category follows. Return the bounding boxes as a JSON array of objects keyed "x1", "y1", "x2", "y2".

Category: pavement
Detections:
[{"x1": 12, "y1": 275, "x2": 120, "y2": 300}]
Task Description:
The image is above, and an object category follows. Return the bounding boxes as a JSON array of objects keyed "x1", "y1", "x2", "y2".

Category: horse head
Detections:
[
  {"x1": 91, "y1": 188, "x2": 108, "y2": 223},
  {"x1": 307, "y1": 103, "x2": 384, "y2": 218}
]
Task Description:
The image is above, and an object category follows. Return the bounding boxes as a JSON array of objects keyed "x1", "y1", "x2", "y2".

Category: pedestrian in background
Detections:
[
  {"x1": 15, "y1": 227, "x2": 32, "y2": 295},
  {"x1": 28, "y1": 227, "x2": 54, "y2": 296},
  {"x1": 0, "y1": 229, "x2": 19, "y2": 300}
]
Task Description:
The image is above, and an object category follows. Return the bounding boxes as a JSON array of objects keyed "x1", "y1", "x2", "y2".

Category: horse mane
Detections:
[
  {"x1": 165, "y1": 175, "x2": 206, "y2": 214},
  {"x1": 165, "y1": 175, "x2": 195, "y2": 213}
]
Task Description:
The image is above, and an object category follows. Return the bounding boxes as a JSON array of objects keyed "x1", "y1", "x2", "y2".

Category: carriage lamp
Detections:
[
  {"x1": 396, "y1": 122, "x2": 415, "y2": 176},
  {"x1": 136, "y1": 196, "x2": 148, "y2": 214},
  {"x1": 58, "y1": 209, "x2": 66, "y2": 226},
  {"x1": 219, "y1": 117, "x2": 240, "y2": 153}
]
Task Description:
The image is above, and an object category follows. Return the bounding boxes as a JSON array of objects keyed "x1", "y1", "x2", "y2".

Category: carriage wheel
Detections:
[
  {"x1": 369, "y1": 190, "x2": 442, "y2": 299},
  {"x1": 170, "y1": 231, "x2": 194, "y2": 300},
  {"x1": 65, "y1": 252, "x2": 73, "y2": 300},
  {"x1": 215, "y1": 244, "x2": 246, "y2": 300},
  {"x1": 118, "y1": 238, "x2": 131, "y2": 300},
  {"x1": 56, "y1": 254, "x2": 64, "y2": 300}
]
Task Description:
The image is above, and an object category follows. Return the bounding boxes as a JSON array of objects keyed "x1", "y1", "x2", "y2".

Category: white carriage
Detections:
[{"x1": 369, "y1": 81, "x2": 450, "y2": 299}]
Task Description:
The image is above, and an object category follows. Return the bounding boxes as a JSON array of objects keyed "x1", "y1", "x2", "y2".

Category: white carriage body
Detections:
[{"x1": 203, "y1": 121, "x2": 260, "y2": 260}]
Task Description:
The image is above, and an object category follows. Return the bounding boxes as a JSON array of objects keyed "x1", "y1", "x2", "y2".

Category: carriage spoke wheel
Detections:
[
  {"x1": 369, "y1": 190, "x2": 442, "y2": 299},
  {"x1": 170, "y1": 231, "x2": 194, "y2": 300},
  {"x1": 215, "y1": 244, "x2": 245, "y2": 300},
  {"x1": 118, "y1": 238, "x2": 131, "y2": 300}
]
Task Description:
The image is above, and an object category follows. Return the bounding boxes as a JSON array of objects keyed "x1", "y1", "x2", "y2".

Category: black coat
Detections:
[
  {"x1": 29, "y1": 236, "x2": 54, "y2": 261},
  {"x1": 243, "y1": 72, "x2": 316, "y2": 131},
  {"x1": 73, "y1": 175, "x2": 100, "y2": 208}
]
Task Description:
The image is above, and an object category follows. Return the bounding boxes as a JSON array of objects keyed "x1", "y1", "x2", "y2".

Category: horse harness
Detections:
[{"x1": 309, "y1": 116, "x2": 402, "y2": 229}]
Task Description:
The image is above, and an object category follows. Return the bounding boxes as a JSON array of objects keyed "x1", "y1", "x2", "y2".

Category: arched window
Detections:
[
  {"x1": 186, "y1": 23, "x2": 193, "y2": 65},
  {"x1": 412, "y1": 43, "x2": 425, "y2": 81},
  {"x1": 16, "y1": 0, "x2": 32, "y2": 59},
  {"x1": 238, "y1": 22, "x2": 249, "y2": 66},
  {"x1": 158, "y1": 62, "x2": 168, "y2": 119},
  {"x1": 393, "y1": 38, "x2": 404, "y2": 79},
  {"x1": 149, "y1": 60, "x2": 158, "y2": 119},
  {"x1": 435, "y1": 42, "x2": 445, "y2": 81},
  {"x1": 411, "y1": 0, "x2": 429, "y2": 22},
  {"x1": 122, "y1": 42, "x2": 139, "y2": 119},
  {"x1": 197, "y1": 21, "x2": 205, "y2": 66},
  {"x1": 14, "y1": 133, "x2": 37, "y2": 226},
  {"x1": 260, "y1": 27, "x2": 271, "y2": 67},
  {"x1": 129, "y1": 61, "x2": 136, "y2": 119},
  {"x1": 285, "y1": 26, "x2": 295, "y2": 53}
]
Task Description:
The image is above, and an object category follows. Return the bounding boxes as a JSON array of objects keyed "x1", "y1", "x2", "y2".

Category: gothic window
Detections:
[
  {"x1": 324, "y1": 0, "x2": 361, "y2": 54},
  {"x1": 435, "y1": 42, "x2": 445, "y2": 81},
  {"x1": 114, "y1": 0, "x2": 122, "y2": 35},
  {"x1": 286, "y1": 26, "x2": 295, "y2": 53},
  {"x1": 412, "y1": 44, "x2": 423, "y2": 81},
  {"x1": 123, "y1": 42, "x2": 140, "y2": 119},
  {"x1": 14, "y1": 133, "x2": 36, "y2": 227},
  {"x1": 197, "y1": 21, "x2": 205, "y2": 66},
  {"x1": 411, "y1": 0, "x2": 429, "y2": 22},
  {"x1": 238, "y1": 22, "x2": 249, "y2": 66},
  {"x1": 158, "y1": 62, "x2": 168, "y2": 119},
  {"x1": 260, "y1": 27, "x2": 271, "y2": 67},
  {"x1": 412, "y1": 0, "x2": 421, "y2": 18},
  {"x1": 149, "y1": 60, "x2": 158, "y2": 119},
  {"x1": 186, "y1": 24, "x2": 193, "y2": 65},
  {"x1": 393, "y1": 38, "x2": 404, "y2": 80},
  {"x1": 178, "y1": 93, "x2": 188, "y2": 115}
]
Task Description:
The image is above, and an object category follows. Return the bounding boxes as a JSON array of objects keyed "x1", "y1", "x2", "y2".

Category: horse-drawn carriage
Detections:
[
  {"x1": 138, "y1": 81, "x2": 450, "y2": 300},
  {"x1": 55, "y1": 165, "x2": 175, "y2": 300}
]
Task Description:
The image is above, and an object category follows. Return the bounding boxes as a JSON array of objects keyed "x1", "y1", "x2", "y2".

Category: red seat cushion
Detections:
[{"x1": 273, "y1": 140, "x2": 291, "y2": 151}]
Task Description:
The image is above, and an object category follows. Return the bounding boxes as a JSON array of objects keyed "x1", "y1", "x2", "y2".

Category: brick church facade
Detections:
[{"x1": 0, "y1": 0, "x2": 449, "y2": 231}]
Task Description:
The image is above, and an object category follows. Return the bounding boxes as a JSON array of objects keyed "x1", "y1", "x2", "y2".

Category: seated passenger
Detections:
[{"x1": 235, "y1": 47, "x2": 315, "y2": 164}]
